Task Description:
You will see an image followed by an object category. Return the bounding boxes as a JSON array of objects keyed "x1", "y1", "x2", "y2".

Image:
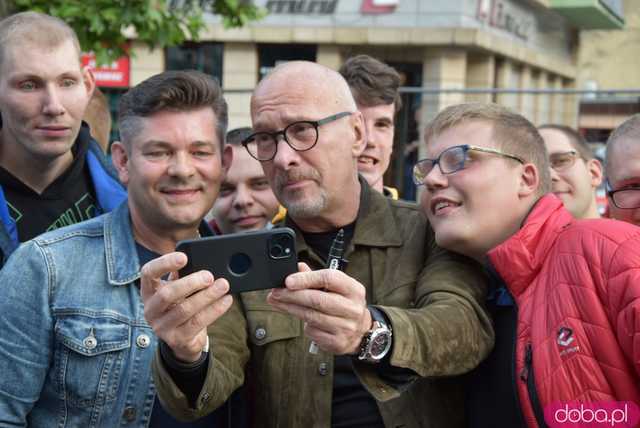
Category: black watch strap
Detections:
[{"x1": 368, "y1": 305, "x2": 390, "y2": 328}]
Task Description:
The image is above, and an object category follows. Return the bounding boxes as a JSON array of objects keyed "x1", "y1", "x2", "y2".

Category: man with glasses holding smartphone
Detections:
[
  {"x1": 141, "y1": 61, "x2": 493, "y2": 427},
  {"x1": 604, "y1": 114, "x2": 640, "y2": 226},
  {"x1": 414, "y1": 102, "x2": 640, "y2": 427},
  {"x1": 538, "y1": 125, "x2": 603, "y2": 219}
]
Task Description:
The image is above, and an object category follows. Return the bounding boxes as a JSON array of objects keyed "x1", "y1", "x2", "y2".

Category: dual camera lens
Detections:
[{"x1": 268, "y1": 233, "x2": 293, "y2": 259}]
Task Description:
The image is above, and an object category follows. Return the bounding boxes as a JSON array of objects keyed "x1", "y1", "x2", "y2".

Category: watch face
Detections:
[{"x1": 369, "y1": 330, "x2": 392, "y2": 359}]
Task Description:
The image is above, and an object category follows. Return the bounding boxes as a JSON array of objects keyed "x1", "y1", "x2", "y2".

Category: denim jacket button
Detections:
[
  {"x1": 123, "y1": 406, "x2": 136, "y2": 422},
  {"x1": 255, "y1": 327, "x2": 267, "y2": 341},
  {"x1": 136, "y1": 334, "x2": 151, "y2": 348},
  {"x1": 83, "y1": 335, "x2": 97, "y2": 350}
]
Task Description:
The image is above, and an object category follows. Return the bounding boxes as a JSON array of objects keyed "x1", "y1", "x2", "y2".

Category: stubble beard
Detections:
[{"x1": 275, "y1": 167, "x2": 328, "y2": 219}]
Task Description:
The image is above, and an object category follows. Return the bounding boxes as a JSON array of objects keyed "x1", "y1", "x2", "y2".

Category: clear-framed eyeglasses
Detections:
[
  {"x1": 606, "y1": 180, "x2": 640, "y2": 209},
  {"x1": 549, "y1": 150, "x2": 581, "y2": 172},
  {"x1": 242, "y1": 111, "x2": 352, "y2": 161},
  {"x1": 413, "y1": 144, "x2": 525, "y2": 186}
]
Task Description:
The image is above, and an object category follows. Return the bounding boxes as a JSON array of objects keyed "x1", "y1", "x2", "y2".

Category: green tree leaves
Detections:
[{"x1": 8, "y1": 0, "x2": 264, "y2": 65}]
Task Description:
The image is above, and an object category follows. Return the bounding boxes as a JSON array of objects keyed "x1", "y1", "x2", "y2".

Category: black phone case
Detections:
[{"x1": 175, "y1": 228, "x2": 297, "y2": 293}]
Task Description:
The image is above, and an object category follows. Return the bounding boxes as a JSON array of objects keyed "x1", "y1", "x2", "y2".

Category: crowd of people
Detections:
[{"x1": 0, "y1": 10, "x2": 637, "y2": 428}]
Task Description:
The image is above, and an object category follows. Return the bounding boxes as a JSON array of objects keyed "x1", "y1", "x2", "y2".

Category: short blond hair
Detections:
[
  {"x1": 424, "y1": 103, "x2": 551, "y2": 195},
  {"x1": 0, "y1": 12, "x2": 81, "y2": 69}
]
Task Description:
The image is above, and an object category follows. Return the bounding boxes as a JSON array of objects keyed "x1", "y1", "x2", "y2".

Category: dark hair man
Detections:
[
  {"x1": 416, "y1": 103, "x2": 640, "y2": 427},
  {"x1": 538, "y1": 124, "x2": 603, "y2": 219},
  {"x1": 209, "y1": 127, "x2": 280, "y2": 234},
  {"x1": 604, "y1": 114, "x2": 640, "y2": 226},
  {"x1": 0, "y1": 12, "x2": 126, "y2": 267},
  {"x1": 0, "y1": 70, "x2": 234, "y2": 427},
  {"x1": 141, "y1": 61, "x2": 492, "y2": 427},
  {"x1": 339, "y1": 54, "x2": 402, "y2": 198}
]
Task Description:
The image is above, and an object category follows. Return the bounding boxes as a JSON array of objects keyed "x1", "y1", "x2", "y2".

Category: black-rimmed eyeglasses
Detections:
[
  {"x1": 413, "y1": 144, "x2": 525, "y2": 185},
  {"x1": 242, "y1": 111, "x2": 352, "y2": 161},
  {"x1": 606, "y1": 180, "x2": 640, "y2": 209}
]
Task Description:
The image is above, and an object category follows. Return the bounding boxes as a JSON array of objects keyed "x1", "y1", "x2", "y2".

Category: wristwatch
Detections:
[{"x1": 357, "y1": 306, "x2": 393, "y2": 363}]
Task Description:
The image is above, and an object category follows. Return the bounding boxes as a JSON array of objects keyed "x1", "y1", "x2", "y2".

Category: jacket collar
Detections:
[
  {"x1": 286, "y1": 176, "x2": 404, "y2": 254},
  {"x1": 351, "y1": 176, "x2": 404, "y2": 248},
  {"x1": 85, "y1": 134, "x2": 128, "y2": 214},
  {"x1": 488, "y1": 194, "x2": 573, "y2": 298},
  {"x1": 104, "y1": 202, "x2": 142, "y2": 286}
]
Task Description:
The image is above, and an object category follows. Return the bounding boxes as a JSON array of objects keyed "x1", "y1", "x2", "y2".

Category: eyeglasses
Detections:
[
  {"x1": 549, "y1": 150, "x2": 580, "y2": 172},
  {"x1": 242, "y1": 112, "x2": 352, "y2": 161},
  {"x1": 606, "y1": 180, "x2": 640, "y2": 209},
  {"x1": 413, "y1": 144, "x2": 524, "y2": 186}
]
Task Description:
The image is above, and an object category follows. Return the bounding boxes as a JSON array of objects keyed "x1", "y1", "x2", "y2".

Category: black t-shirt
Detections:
[
  {"x1": 0, "y1": 128, "x2": 97, "y2": 242},
  {"x1": 465, "y1": 269, "x2": 526, "y2": 428},
  {"x1": 300, "y1": 223, "x2": 385, "y2": 428}
]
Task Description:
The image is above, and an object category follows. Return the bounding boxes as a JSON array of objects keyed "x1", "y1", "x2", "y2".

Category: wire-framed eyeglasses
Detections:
[
  {"x1": 549, "y1": 150, "x2": 581, "y2": 172},
  {"x1": 242, "y1": 111, "x2": 352, "y2": 161},
  {"x1": 413, "y1": 144, "x2": 525, "y2": 186},
  {"x1": 606, "y1": 180, "x2": 640, "y2": 209}
]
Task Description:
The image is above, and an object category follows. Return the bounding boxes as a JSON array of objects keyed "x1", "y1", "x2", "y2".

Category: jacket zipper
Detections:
[{"x1": 519, "y1": 343, "x2": 548, "y2": 427}]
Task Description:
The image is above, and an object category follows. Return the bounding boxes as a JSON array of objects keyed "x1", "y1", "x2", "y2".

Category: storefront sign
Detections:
[
  {"x1": 361, "y1": 0, "x2": 398, "y2": 14},
  {"x1": 476, "y1": 0, "x2": 533, "y2": 41},
  {"x1": 81, "y1": 53, "x2": 130, "y2": 88},
  {"x1": 265, "y1": 0, "x2": 338, "y2": 14}
]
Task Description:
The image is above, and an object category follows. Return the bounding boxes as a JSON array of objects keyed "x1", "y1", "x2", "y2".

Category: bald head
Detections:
[
  {"x1": 604, "y1": 114, "x2": 640, "y2": 226},
  {"x1": 605, "y1": 114, "x2": 640, "y2": 177},
  {"x1": 247, "y1": 61, "x2": 367, "y2": 231},
  {"x1": 251, "y1": 61, "x2": 357, "y2": 116}
]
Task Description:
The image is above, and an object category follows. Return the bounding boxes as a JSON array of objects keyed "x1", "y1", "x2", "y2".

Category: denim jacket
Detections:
[
  {"x1": 0, "y1": 202, "x2": 156, "y2": 427},
  {"x1": 0, "y1": 127, "x2": 127, "y2": 268}
]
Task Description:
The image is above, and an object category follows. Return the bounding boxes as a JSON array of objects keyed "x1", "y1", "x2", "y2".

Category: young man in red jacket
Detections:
[{"x1": 414, "y1": 103, "x2": 640, "y2": 428}]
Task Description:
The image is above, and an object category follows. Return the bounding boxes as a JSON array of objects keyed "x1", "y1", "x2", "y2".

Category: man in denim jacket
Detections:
[
  {"x1": 0, "y1": 12, "x2": 126, "y2": 268},
  {"x1": 0, "y1": 70, "x2": 235, "y2": 427}
]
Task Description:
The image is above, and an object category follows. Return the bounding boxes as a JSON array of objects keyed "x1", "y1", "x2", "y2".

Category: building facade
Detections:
[
  {"x1": 96, "y1": 0, "x2": 623, "y2": 196},
  {"x1": 577, "y1": 0, "x2": 638, "y2": 142}
]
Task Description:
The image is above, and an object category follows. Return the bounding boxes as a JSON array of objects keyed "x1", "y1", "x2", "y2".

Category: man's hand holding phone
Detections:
[
  {"x1": 140, "y1": 252, "x2": 233, "y2": 363},
  {"x1": 267, "y1": 262, "x2": 372, "y2": 355}
]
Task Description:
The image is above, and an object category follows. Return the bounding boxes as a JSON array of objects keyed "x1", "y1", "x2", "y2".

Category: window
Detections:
[{"x1": 166, "y1": 42, "x2": 224, "y2": 85}]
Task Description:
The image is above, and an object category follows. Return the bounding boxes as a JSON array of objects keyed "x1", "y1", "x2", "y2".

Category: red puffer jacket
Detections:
[{"x1": 489, "y1": 195, "x2": 640, "y2": 427}]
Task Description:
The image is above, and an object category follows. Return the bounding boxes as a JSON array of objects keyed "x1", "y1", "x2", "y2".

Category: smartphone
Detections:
[{"x1": 175, "y1": 227, "x2": 298, "y2": 293}]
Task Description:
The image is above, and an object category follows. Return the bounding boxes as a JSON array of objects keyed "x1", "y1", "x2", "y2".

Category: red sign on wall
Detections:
[
  {"x1": 81, "y1": 52, "x2": 130, "y2": 88},
  {"x1": 361, "y1": 0, "x2": 399, "y2": 14}
]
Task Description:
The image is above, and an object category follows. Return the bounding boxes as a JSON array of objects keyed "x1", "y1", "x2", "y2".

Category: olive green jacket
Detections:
[{"x1": 153, "y1": 181, "x2": 494, "y2": 428}]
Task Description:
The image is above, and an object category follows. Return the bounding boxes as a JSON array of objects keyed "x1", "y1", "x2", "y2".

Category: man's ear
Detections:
[
  {"x1": 222, "y1": 144, "x2": 233, "y2": 176},
  {"x1": 110, "y1": 141, "x2": 130, "y2": 187},
  {"x1": 82, "y1": 66, "x2": 96, "y2": 99},
  {"x1": 587, "y1": 158, "x2": 604, "y2": 188},
  {"x1": 351, "y1": 111, "x2": 366, "y2": 158},
  {"x1": 518, "y1": 163, "x2": 540, "y2": 198}
]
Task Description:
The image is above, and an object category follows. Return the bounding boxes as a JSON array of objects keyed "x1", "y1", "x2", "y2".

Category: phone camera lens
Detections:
[
  {"x1": 269, "y1": 233, "x2": 293, "y2": 259},
  {"x1": 270, "y1": 244, "x2": 284, "y2": 258}
]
